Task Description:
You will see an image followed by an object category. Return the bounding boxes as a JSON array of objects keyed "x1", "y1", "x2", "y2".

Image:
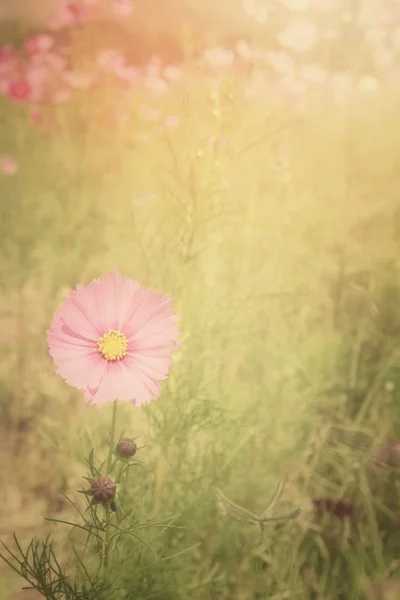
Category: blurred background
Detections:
[{"x1": 1, "y1": 0, "x2": 400, "y2": 599}]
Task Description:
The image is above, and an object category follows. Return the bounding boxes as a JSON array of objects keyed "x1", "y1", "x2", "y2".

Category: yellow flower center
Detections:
[{"x1": 97, "y1": 329, "x2": 128, "y2": 361}]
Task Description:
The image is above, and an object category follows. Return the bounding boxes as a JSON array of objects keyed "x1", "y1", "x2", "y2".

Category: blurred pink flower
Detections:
[
  {"x1": 7, "y1": 79, "x2": 33, "y2": 102},
  {"x1": 26, "y1": 65, "x2": 49, "y2": 87},
  {"x1": 278, "y1": 19, "x2": 318, "y2": 52},
  {"x1": 203, "y1": 47, "x2": 234, "y2": 69},
  {"x1": 0, "y1": 44, "x2": 14, "y2": 66},
  {"x1": 49, "y1": 2, "x2": 75, "y2": 29},
  {"x1": 63, "y1": 71, "x2": 94, "y2": 89},
  {"x1": 47, "y1": 270, "x2": 179, "y2": 406},
  {"x1": 0, "y1": 155, "x2": 18, "y2": 175},
  {"x1": 49, "y1": 1, "x2": 97, "y2": 29},
  {"x1": 68, "y1": 2, "x2": 98, "y2": 22},
  {"x1": 112, "y1": 0, "x2": 133, "y2": 17},
  {"x1": 115, "y1": 65, "x2": 138, "y2": 84},
  {"x1": 25, "y1": 35, "x2": 54, "y2": 55},
  {"x1": 0, "y1": 45, "x2": 20, "y2": 82},
  {"x1": 41, "y1": 51, "x2": 67, "y2": 72},
  {"x1": 97, "y1": 49, "x2": 125, "y2": 73}
]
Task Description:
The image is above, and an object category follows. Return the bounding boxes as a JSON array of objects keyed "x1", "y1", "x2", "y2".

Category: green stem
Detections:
[
  {"x1": 101, "y1": 400, "x2": 118, "y2": 583},
  {"x1": 107, "y1": 400, "x2": 118, "y2": 475},
  {"x1": 101, "y1": 504, "x2": 111, "y2": 582}
]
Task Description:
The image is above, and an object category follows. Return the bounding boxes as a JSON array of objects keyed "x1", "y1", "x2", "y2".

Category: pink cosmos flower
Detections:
[
  {"x1": 25, "y1": 35, "x2": 54, "y2": 55},
  {"x1": 0, "y1": 44, "x2": 15, "y2": 70},
  {"x1": 49, "y1": 3, "x2": 76, "y2": 29},
  {"x1": 49, "y1": 1, "x2": 97, "y2": 29},
  {"x1": 0, "y1": 48, "x2": 21, "y2": 84},
  {"x1": 0, "y1": 155, "x2": 18, "y2": 175},
  {"x1": 7, "y1": 79, "x2": 33, "y2": 102},
  {"x1": 47, "y1": 271, "x2": 179, "y2": 406},
  {"x1": 26, "y1": 65, "x2": 50, "y2": 101}
]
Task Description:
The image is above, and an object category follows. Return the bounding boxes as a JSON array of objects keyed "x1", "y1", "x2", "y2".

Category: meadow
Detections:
[{"x1": 1, "y1": 1, "x2": 400, "y2": 599}]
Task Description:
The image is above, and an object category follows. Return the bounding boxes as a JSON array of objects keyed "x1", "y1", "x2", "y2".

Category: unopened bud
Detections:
[
  {"x1": 90, "y1": 476, "x2": 117, "y2": 504},
  {"x1": 116, "y1": 437, "x2": 137, "y2": 458}
]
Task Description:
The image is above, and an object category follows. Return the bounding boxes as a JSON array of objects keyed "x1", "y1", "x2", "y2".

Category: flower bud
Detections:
[
  {"x1": 374, "y1": 444, "x2": 400, "y2": 468},
  {"x1": 90, "y1": 476, "x2": 117, "y2": 504},
  {"x1": 116, "y1": 437, "x2": 137, "y2": 458}
]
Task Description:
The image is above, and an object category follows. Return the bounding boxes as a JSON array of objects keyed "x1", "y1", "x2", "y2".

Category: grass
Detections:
[{"x1": 1, "y1": 13, "x2": 400, "y2": 600}]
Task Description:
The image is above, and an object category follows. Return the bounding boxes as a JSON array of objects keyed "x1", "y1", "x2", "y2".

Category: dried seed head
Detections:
[
  {"x1": 312, "y1": 497, "x2": 353, "y2": 518},
  {"x1": 374, "y1": 444, "x2": 400, "y2": 468},
  {"x1": 90, "y1": 476, "x2": 117, "y2": 504},
  {"x1": 116, "y1": 437, "x2": 137, "y2": 458}
]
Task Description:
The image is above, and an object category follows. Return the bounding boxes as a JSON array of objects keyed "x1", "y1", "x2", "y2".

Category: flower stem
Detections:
[
  {"x1": 107, "y1": 400, "x2": 118, "y2": 475},
  {"x1": 101, "y1": 400, "x2": 118, "y2": 583}
]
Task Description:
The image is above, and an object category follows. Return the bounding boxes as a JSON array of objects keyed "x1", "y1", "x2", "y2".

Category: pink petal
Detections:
[
  {"x1": 61, "y1": 294, "x2": 101, "y2": 340},
  {"x1": 84, "y1": 359, "x2": 160, "y2": 406}
]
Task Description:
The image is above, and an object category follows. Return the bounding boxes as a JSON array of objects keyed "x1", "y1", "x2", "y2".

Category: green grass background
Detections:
[{"x1": 1, "y1": 7, "x2": 400, "y2": 600}]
